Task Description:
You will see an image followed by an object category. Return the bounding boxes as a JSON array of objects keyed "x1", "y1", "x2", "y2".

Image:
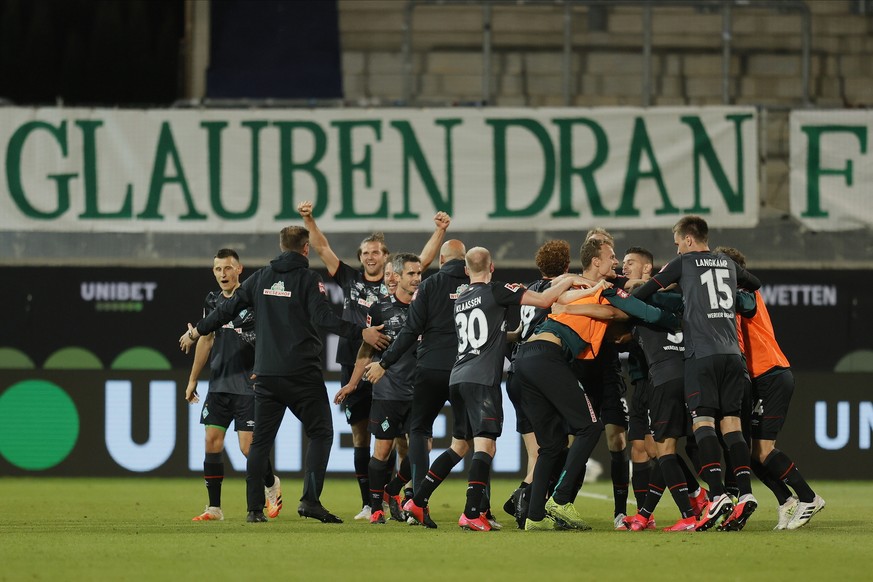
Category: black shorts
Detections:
[
  {"x1": 572, "y1": 357, "x2": 629, "y2": 428},
  {"x1": 684, "y1": 354, "x2": 747, "y2": 419},
  {"x1": 506, "y1": 371, "x2": 534, "y2": 435},
  {"x1": 514, "y1": 342, "x2": 600, "y2": 454},
  {"x1": 369, "y1": 399, "x2": 412, "y2": 440},
  {"x1": 340, "y1": 364, "x2": 373, "y2": 425},
  {"x1": 409, "y1": 367, "x2": 451, "y2": 438},
  {"x1": 200, "y1": 391, "x2": 255, "y2": 432},
  {"x1": 450, "y1": 382, "x2": 503, "y2": 440},
  {"x1": 627, "y1": 378, "x2": 652, "y2": 442},
  {"x1": 649, "y1": 377, "x2": 692, "y2": 441},
  {"x1": 751, "y1": 367, "x2": 794, "y2": 440}
]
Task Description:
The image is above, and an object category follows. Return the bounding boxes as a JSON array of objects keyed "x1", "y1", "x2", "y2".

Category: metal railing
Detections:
[{"x1": 402, "y1": 0, "x2": 812, "y2": 107}]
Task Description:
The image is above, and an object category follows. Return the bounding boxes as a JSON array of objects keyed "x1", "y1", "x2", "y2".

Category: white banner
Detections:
[
  {"x1": 0, "y1": 107, "x2": 758, "y2": 233},
  {"x1": 790, "y1": 110, "x2": 873, "y2": 231}
]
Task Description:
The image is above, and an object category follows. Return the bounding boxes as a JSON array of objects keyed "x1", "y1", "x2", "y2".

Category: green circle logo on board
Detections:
[{"x1": 0, "y1": 380, "x2": 80, "y2": 470}]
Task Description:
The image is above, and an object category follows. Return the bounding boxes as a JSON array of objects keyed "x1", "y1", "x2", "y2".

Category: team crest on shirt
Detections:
[
  {"x1": 380, "y1": 283, "x2": 388, "y2": 295},
  {"x1": 615, "y1": 288, "x2": 629, "y2": 298},
  {"x1": 504, "y1": 283, "x2": 523, "y2": 293},
  {"x1": 381, "y1": 419, "x2": 390, "y2": 432},
  {"x1": 449, "y1": 284, "x2": 469, "y2": 299},
  {"x1": 264, "y1": 281, "x2": 292, "y2": 297}
]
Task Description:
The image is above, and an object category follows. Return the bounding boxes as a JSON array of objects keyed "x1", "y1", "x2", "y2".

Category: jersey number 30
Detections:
[{"x1": 456, "y1": 308, "x2": 488, "y2": 352}]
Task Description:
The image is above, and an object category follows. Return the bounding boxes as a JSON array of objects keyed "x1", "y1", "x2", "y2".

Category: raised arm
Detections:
[
  {"x1": 418, "y1": 212, "x2": 451, "y2": 270},
  {"x1": 298, "y1": 200, "x2": 340, "y2": 276}
]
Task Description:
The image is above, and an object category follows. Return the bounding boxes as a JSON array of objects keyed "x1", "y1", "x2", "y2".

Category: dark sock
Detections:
[
  {"x1": 684, "y1": 438, "x2": 701, "y2": 473},
  {"x1": 368, "y1": 457, "x2": 389, "y2": 512},
  {"x1": 354, "y1": 446, "x2": 371, "y2": 506},
  {"x1": 752, "y1": 458, "x2": 792, "y2": 505},
  {"x1": 638, "y1": 462, "x2": 665, "y2": 520},
  {"x1": 724, "y1": 431, "x2": 752, "y2": 497},
  {"x1": 632, "y1": 461, "x2": 653, "y2": 511},
  {"x1": 677, "y1": 454, "x2": 701, "y2": 494},
  {"x1": 204, "y1": 452, "x2": 223, "y2": 508},
  {"x1": 413, "y1": 448, "x2": 462, "y2": 507},
  {"x1": 386, "y1": 456, "x2": 411, "y2": 497},
  {"x1": 659, "y1": 454, "x2": 695, "y2": 519},
  {"x1": 481, "y1": 473, "x2": 492, "y2": 513},
  {"x1": 764, "y1": 449, "x2": 815, "y2": 502},
  {"x1": 720, "y1": 436, "x2": 740, "y2": 499},
  {"x1": 610, "y1": 449, "x2": 630, "y2": 517},
  {"x1": 693, "y1": 425, "x2": 726, "y2": 497},
  {"x1": 464, "y1": 452, "x2": 492, "y2": 519},
  {"x1": 403, "y1": 486, "x2": 414, "y2": 500}
]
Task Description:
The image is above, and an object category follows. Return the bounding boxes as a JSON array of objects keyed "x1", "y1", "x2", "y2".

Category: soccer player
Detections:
[
  {"x1": 620, "y1": 247, "x2": 708, "y2": 531},
  {"x1": 185, "y1": 249, "x2": 282, "y2": 522},
  {"x1": 715, "y1": 246, "x2": 825, "y2": 530},
  {"x1": 298, "y1": 200, "x2": 448, "y2": 520},
  {"x1": 180, "y1": 227, "x2": 389, "y2": 523},
  {"x1": 402, "y1": 247, "x2": 577, "y2": 531},
  {"x1": 334, "y1": 253, "x2": 422, "y2": 524},
  {"x1": 518, "y1": 239, "x2": 680, "y2": 531},
  {"x1": 578, "y1": 229, "x2": 632, "y2": 527},
  {"x1": 633, "y1": 215, "x2": 762, "y2": 531},
  {"x1": 621, "y1": 247, "x2": 658, "y2": 520},
  {"x1": 504, "y1": 239, "x2": 572, "y2": 527},
  {"x1": 364, "y1": 239, "x2": 468, "y2": 525}
]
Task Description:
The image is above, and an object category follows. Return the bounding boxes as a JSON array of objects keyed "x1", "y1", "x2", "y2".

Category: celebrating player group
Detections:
[{"x1": 178, "y1": 209, "x2": 824, "y2": 533}]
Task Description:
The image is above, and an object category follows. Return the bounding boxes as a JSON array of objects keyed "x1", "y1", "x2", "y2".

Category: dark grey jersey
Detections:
[
  {"x1": 204, "y1": 291, "x2": 255, "y2": 395},
  {"x1": 368, "y1": 294, "x2": 414, "y2": 401},
  {"x1": 332, "y1": 261, "x2": 388, "y2": 365},
  {"x1": 450, "y1": 281, "x2": 525, "y2": 387},
  {"x1": 634, "y1": 251, "x2": 761, "y2": 359},
  {"x1": 632, "y1": 324, "x2": 685, "y2": 387}
]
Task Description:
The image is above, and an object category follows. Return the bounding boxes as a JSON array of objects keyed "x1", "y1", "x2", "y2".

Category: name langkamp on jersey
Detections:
[{"x1": 695, "y1": 258, "x2": 729, "y2": 268}]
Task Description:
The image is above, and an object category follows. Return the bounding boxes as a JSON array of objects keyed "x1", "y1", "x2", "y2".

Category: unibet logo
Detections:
[
  {"x1": 80, "y1": 281, "x2": 158, "y2": 312},
  {"x1": 0, "y1": 380, "x2": 80, "y2": 470}
]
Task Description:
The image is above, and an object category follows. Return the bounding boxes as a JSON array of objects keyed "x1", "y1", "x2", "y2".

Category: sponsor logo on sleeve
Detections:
[{"x1": 504, "y1": 283, "x2": 523, "y2": 293}]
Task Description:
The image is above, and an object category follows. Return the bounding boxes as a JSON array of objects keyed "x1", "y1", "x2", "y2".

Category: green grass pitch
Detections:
[{"x1": 0, "y1": 477, "x2": 868, "y2": 581}]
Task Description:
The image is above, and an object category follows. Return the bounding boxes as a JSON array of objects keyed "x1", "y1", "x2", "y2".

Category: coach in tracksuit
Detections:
[
  {"x1": 364, "y1": 239, "x2": 468, "y2": 495},
  {"x1": 181, "y1": 226, "x2": 388, "y2": 523}
]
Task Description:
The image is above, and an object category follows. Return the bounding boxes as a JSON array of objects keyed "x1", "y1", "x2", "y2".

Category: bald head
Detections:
[
  {"x1": 440, "y1": 239, "x2": 466, "y2": 264},
  {"x1": 464, "y1": 246, "x2": 492, "y2": 275}
]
